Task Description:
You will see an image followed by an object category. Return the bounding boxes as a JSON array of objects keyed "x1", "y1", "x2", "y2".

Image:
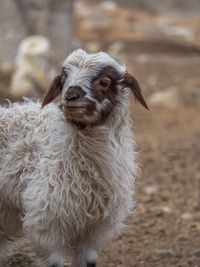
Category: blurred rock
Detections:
[
  {"x1": 98, "y1": 1, "x2": 118, "y2": 12},
  {"x1": 75, "y1": 1, "x2": 200, "y2": 48},
  {"x1": 10, "y1": 36, "x2": 57, "y2": 98},
  {"x1": 181, "y1": 213, "x2": 193, "y2": 220},
  {"x1": 107, "y1": 0, "x2": 200, "y2": 15},
  {"x1": 144, "y1": 185, "x2": 158, "y2": 195},
  {"x1": 161, "y1": 206, "x2": 172, "y2": 213},
  {"x1": 149, "y1": 83, "x2": 200, "y2": 109},
  {"x1": 149, "y1": 88, "x2": 180, "y2": 108},
  {"x1": 155, "y1": 249, "x2": 174, "y2": 257}
]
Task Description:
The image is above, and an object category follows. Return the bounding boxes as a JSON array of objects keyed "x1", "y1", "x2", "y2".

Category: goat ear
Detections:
[
  {"x1": 42, "y1": 75, "x2": 63, "y2": 108},
  {"x1": 122, "y1": 72, "x2": 149, "y2": 110}
]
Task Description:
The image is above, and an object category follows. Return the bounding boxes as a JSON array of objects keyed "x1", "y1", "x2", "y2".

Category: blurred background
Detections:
[{"x1": 0, "y1": 0, "x2": 200, "y2": 266}]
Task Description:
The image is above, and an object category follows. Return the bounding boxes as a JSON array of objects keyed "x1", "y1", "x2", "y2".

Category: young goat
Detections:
[{"x1": 0, "y1": 49, "x2": 148, "y2": 267}]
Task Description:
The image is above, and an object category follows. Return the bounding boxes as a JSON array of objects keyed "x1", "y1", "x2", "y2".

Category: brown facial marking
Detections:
[
  {"x1": 91, "y1": 66, "x2": 122, "y2": 104},
  {"x1": 93, "y1": 76, "x2": 112, "y2": 93},
  {"x1": 62, "y1": 65, "x2": 121, "y2": 129},
  {"x1": 61, "y1": 99, "x2": 97, "y2": 130}
]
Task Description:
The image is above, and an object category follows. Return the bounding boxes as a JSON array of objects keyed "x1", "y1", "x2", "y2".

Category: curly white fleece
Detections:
[{"x1": 0, "y1": 94, "x2": 137, "y2": 266}]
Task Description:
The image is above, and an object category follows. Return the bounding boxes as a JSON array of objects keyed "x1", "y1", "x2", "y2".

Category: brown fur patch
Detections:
[{"x1": 91, "y1": 66, "x2": 122, "y2": 104}]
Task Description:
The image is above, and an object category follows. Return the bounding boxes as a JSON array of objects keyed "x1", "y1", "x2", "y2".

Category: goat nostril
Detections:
[
  {"x1": 66, "y1": 94, "x2": 79, "y2": 102},
  {"x1": 67, "y1": 96, "x2": 77, "y2": 101}
]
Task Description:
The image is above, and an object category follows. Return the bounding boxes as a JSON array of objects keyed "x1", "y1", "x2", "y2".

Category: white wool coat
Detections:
[{"x1": 0, "y1": 96, "x2": 137, "y2": 260}]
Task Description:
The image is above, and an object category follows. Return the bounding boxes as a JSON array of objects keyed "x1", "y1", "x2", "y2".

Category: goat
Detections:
[{"x1": 0, "y1": 49, "x2": 148, "y2": 267}]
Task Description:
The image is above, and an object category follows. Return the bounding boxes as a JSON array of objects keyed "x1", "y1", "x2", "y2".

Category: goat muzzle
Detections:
[{"x1": 65, "y1": 86, "x2": 86, "y2": 102}]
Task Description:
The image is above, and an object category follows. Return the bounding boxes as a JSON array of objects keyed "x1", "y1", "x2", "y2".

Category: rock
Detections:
[
  {"x1": 10, "y1": 36, "x2": 57, "y2": 98},
  {"x1": 75, "y1": 1, "x2": 200, "y2": 48},
  {"x1": 98, "y1": 1, "x2": 118, "y2": 12},
  {"x1": 162, "y1": 206, "x2": 172, "y2": 213},
  {"x1": 155, "y1": 249, "x2": 174, "y2": 257},
  {"x1": 149, "y1": 82, "x2": 200, "y2": 108},
  {"x1": 149, "y1": 88, "x2": 180, "y2": 108},
  {"x1": 144, "y1": 185, "x2": 158, "y2": 195},
  {"x1": 181, "y1": 212, "x2": 193, "y2": 220}
]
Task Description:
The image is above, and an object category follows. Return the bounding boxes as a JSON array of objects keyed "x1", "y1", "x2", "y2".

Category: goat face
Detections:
[{"x1": 42, "y1": 49, "x2": 148, "y2": 128}]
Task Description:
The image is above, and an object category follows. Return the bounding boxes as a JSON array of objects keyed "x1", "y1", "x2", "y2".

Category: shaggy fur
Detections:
[{"x1": 0, "y1": 49, "x2": 147, "y2": 267}]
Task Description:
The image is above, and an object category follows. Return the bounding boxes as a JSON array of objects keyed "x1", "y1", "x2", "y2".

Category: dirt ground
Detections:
[{"x1": 99, "y1": 105, "x2": 200, "y2": 267}]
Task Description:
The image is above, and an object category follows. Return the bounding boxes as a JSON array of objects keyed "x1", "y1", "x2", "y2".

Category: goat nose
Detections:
[{"x1": 65, "y1": 86, "x2": 85, "y2": 102}]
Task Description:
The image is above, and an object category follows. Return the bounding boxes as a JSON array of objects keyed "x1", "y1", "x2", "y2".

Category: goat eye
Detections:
[
  {"x1": 99, "y1": 78, "x2": 111, "y2": 89},
  {"x1": 100, "y1": 80, "x2": 108, "y2": 87}
]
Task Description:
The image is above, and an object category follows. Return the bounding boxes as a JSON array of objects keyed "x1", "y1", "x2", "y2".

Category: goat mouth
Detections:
[
  {"x1": 64, "y1": 106, "x2": 86, "y2": 118},
  {"x1": 61, "y1": 101, "x2": 95, "y2": 118},
  {"x1": 65, "y1": 105, "x2": 85, "y2": 111}
]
